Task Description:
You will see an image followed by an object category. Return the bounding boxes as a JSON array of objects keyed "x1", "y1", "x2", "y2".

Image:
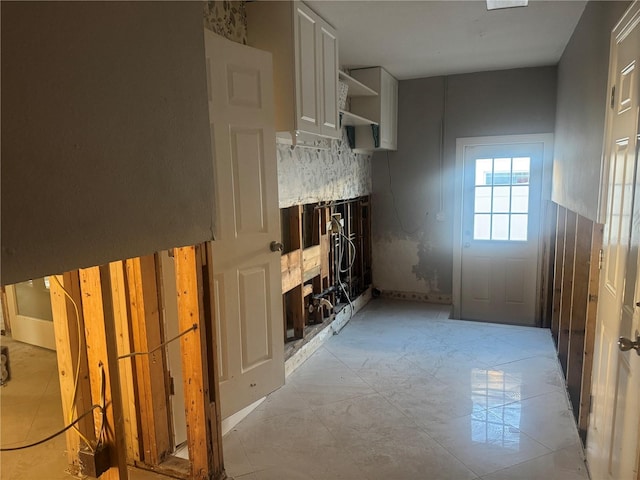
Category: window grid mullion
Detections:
[{"x1": 489, "y1": 158, "x2": 495, "y2": 240}]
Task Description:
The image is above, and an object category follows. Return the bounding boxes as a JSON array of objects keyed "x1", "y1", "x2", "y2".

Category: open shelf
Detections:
[
  {"x1": 339, "y1": 71, "x2": 378, "y2": 97},
  {"x1": 339, "y1": 110, "x2": 379, "y2": 127}
]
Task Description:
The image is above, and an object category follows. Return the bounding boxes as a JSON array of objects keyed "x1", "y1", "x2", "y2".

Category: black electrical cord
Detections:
[
  {"x1": 117, "y1": 324, "x2": 197, "y2": 360},
  {"x1": 0, "y1": 404, "x2": 102, "y2": 452}
]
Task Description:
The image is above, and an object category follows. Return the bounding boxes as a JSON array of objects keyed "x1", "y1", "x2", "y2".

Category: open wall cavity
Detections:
[{"x1": 280, "y1": 197, "x2": 372, "y2": 356}]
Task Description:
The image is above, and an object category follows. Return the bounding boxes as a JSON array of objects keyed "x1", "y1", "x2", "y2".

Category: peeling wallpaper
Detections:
[
  {"x1": 203, "y1": 1, "x2": 247, "y2": 45},
  {"x1": 277, "y1": 130, "x2": 372, "y2": 208},
  {"x1": 205, "y1": 1, "x2": 372, "y2": 207}
]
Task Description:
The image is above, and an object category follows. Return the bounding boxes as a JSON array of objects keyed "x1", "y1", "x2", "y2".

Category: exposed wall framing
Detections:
[
  {"x1": 280, "y1": 196, "x2": 372, "y2": 347},
  {"x1": 49, "y1": 244, "x2": 226, "y2": 480},
  {"x1": 548, "y1": 203, "x2": 603, "y2": 444}
]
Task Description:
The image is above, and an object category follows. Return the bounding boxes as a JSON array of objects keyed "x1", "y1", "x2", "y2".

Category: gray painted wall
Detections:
[
  {"x1": 1, "y1": 2, "x2": 214, "y2": 285},
  {"x1": 372, "y1": 67, "x2": 557, "y2": 297},
  {"x1": 552, "y1": 0, "x2": 630, "y2": 221}
]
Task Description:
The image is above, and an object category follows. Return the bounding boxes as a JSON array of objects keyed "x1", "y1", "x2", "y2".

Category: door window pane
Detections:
[
  {"x1": 471, "y1": 154, "x2": 533, "y2": 241},
  {"x1": 512, "y1": 157, "x2": 530, "y2": 184},
  {"x1": 475, "y1": 187, "x2": 492, "y2": 213},
  {"x1": 493, "y1": 158, "x2": 512, "y2": 185},
  {"x1": 474, "y1": 214, "x2": 491, "y2": 240},
  {"x1": 492, "y1": 186, "x2": 511, "y2": 213},
  {"x1": 511, "y1": 186, "x2": 529, "y2": 213},
  {"x1": 492, "y1": 214, "x2": 510, "y2": 240},
  {"x1": 510, "y1": 214, "x2": 528, "y2": 241},
  {"x1": 475, "y1": 159, "x2": 493, "y2": 186}
]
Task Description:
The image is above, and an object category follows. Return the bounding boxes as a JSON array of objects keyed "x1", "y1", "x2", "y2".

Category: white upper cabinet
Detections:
[
  {"x1": 350, "y1": 67, "x2": 398, "y2": 151},
  {"x1": 247, "y1": 1, "x2": 340, "y2": 142}
]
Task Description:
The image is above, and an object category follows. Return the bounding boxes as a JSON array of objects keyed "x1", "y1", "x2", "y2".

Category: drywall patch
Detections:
[
  {"x1": 277, "y1": 129, "x2": 372, "y2": 208},
  {"x1": 204, "y1": 1, "x2": 247, "y2": 44}
]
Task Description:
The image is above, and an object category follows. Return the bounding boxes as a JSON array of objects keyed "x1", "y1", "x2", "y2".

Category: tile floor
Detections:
[
  {"x1": 0, "y1": 299, "x2": 590, "y2": 480},
  {"x1": 223, "y1": 299, "x2": 590, "y2": 480}
]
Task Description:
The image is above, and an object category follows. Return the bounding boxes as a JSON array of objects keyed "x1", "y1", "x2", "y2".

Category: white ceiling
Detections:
[{"x1": 306, "y1": 0, "x2": 588, "y2": 79}]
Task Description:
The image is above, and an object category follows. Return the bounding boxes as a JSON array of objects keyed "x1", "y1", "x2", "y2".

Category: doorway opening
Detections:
[{"x1": 453, "y1": 134, "x2": 554, "y2": 326}]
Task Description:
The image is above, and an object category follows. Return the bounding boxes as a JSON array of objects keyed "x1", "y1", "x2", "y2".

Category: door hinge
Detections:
[
  {"x1": 598, "y1": 248, "x2": 604, "y2": 270},
  {"x1": 589, "y1": 394, "x2": 594, "y2": 413},
  {"x1": 169, "y1": 375, "x2": 175, "y2": 396},
  {"x1": 610, "y1": 85, "x2": 616, "y2": 109}
]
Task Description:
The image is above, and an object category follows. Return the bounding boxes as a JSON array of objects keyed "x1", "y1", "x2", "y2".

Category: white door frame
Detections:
[{"x1": 452, "y1": 133, "x2": 554, "y2": 321}]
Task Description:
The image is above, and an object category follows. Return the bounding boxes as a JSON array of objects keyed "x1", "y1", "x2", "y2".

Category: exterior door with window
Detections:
[{"x1": 459, "y1": 142, "x2": 544, "y2": 325}]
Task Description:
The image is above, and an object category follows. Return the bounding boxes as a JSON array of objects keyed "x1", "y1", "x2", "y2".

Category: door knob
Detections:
[
  {"x1": 464, "y1": 242, "x2": 471, "y2": 248},
  {"x1": 618, "y1": 335, "x2": 640, "y2": 355},
  {"x1": 270, "y1": 241, "x2": 284, "y2": 252}
]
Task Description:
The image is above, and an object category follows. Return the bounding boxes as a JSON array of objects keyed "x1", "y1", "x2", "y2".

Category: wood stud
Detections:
[
  {"x1": 50, "y1": 272, "x2": 96, "y2": 473},
  {"x1": 125, "y1": 255, "x2": 172, "y2": 465}
]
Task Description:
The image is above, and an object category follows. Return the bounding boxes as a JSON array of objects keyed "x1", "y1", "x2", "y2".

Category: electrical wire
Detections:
[
  {"x1": 331, "y1": 217, "x2": 355, "y2": 318},
  {"x1": 50, "y1": 275, "x2": 95, "y2": 452},
  {"x1": 116, "y1": 324, "x2": 197, "y2": 360},
  {"x1": 339, "y1": 231, "x2": 357, "y2": 273},
  {"x1": 0, "y1": 405, "x2": 102, "y2": 452},
  {"x1": 387, "y1": 151, "x2": 428, "y2": 235}
]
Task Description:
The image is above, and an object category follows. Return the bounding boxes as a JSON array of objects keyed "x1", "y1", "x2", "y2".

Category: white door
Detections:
[
  {"x1": 458, "y1": 141, "x2": 544, "y2": 325},
  {"x1": 204, "y1": 31, "x2": 285, "y2": 420},
  {"x1": 587, "y1": 3, "x2": 640, "y2": 478},
  {"x1": 5, "y1": 278, "x2": 55, "y2": 350}
]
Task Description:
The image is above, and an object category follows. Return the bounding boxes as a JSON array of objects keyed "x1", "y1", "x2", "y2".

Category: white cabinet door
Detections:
[
  {"x1": 379, "y1": 69, "x2": 398, "y2": 150},
  {"x1": 205, "y1": 32, "x2": 285, "y2": 419},
  {"x1": 294, "y1": 3, "x2": 321, "y2": 135},
  {"x1": 319, "y1": 23, "x2": 339, "y2": 138},
  {"x1": 246, "y1": 1, "x2": 340, "y2": 141}
]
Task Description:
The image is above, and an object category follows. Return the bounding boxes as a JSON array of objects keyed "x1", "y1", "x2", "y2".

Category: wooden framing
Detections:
[
  {"x1": 578, "y1": 223, "x2": 604, "y2": 442},
  {"x1": 110, "y1": 261, "x2": 142, "y2": 464},
  {"x1": 48, "y1": 244, "x2": 226, "y2": 480},
  {"x1": 280, "y1": 197, "x2": 372, "y2": 344},
  {"x1": 79, "y1": 265, "x2": 129, "y2": 479},
  {"x1": 50, "y1": 272, "x2": 96, "y2": 474},
  {"x1": 551, "y1": 205, "x2": 567, "y2": 342},
  {"x1": 566, "y1": 215, "x2": 593, "y2": 420},
  {"x1": 125, "y1": 255, "x2": 172, "y2": 464},
  {"x1": 540, "y1": 201, "x2": 558, "y2": 328},
  {"x1": 174, "y1": 244, "x2": 225, "y2": 480},
  {"x1": 547, "y1": 202, "x2": 603, "y2": 445},
  {"x1": 558, "y1": 209, "x2": 577, "y2": 374}
]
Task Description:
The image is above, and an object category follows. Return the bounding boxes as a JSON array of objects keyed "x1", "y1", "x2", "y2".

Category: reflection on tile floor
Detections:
[{"x1": 224, "y1": 300, "x2": 590, "y2": 480}]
